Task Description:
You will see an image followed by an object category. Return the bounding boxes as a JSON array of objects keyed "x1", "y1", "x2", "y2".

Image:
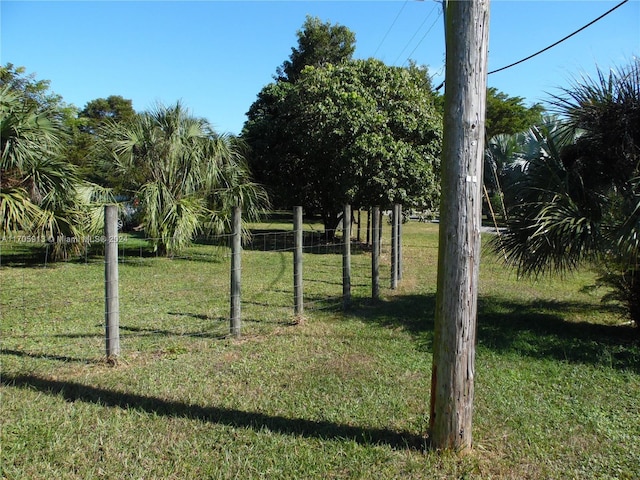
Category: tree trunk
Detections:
[
  {"x1": 429, "y1": 0, "x2": 490, "y2": 452},
  {"x1": 322, "y1": 209, "x2": 341, "y2": 242}
]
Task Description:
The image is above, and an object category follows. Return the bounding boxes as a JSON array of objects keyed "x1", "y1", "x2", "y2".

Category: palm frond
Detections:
[
  {"x1": 0, "y1": 187, "x2": 42, "y2": 232},
  {"x1": 100, "y1": 102, "x2": 270, "y2": 254}
]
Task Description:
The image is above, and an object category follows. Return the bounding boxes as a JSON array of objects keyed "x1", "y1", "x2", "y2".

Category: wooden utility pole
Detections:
[{"x1": 429, "y1": 0, "x2": 490, "y2": 451}]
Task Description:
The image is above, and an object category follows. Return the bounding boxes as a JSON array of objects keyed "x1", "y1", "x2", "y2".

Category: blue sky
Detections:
[{"x1": 2, "y1": 1, "x2": 639, "y2": 135}]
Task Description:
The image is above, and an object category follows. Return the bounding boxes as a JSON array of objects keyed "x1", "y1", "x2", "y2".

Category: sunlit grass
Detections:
[{"x1": 1, "y1": 219, "x2": 638, "y2": 479}]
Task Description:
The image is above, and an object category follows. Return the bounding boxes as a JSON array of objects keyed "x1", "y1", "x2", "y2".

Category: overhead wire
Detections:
[
  {"x1": 402, "y1": 8, "x2": 443, "y2": 66},
  {"x1": 434, "y1": 0, "x2": 630, "y2": 91},
  {"x1": 488, "y1": 0, "x2": 629, "y2": 75},
  {"x1": 392, "y1": 1, "x2": 439, "y2": 66},
  {"x1": 372, "y1": 0, "x2": 409, "y2": 58}
]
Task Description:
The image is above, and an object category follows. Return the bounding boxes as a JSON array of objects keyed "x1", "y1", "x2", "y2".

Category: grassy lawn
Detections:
[{"x1": 1, "y1": 219, "x2": 638, "y2": 479}]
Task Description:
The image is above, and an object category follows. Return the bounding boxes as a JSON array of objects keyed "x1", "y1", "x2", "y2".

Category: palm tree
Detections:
[
  {"x1": 1, "y1": 86, "x2": 59, "y2": 230},
  {"x1": 483, "y1": 132, "x2": 527, "y2": 221},
  {"x1": 1, "y1": 85, "x2": 110, "y2": 259},
  {"x1": 101, "y1": 101, "x2": 268, "y2": 256},
  {"x1": 497, "y1": 116, "x2": 593, "y2": 274},
  {"x1": 495, "y1": 59, "x2": 640, "y2": 329}
]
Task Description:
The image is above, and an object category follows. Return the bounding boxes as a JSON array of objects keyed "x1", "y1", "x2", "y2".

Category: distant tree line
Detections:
[{"x1": 1, "y1": 64, "x2": 267, "y2": 258}]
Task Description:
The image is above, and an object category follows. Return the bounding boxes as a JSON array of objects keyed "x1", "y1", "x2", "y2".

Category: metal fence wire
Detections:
[{"x1": 0, "y1": 206, "x2": 404, "y2": 361}]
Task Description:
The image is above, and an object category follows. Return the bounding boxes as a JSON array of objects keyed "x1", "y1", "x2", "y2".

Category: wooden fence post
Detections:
[
  {"x1": 397, "y1": 204, "x2": 403, "y2": 281},
  {"x1": 366, "y1": 209, "x2": 371, "y2": 245},
  {"x1": 230, "y1": 205, "x2": 242, "y2": 337},
  {"x1": 104, "y1": 204, "x2": 120, "y2": 359},
  {"x1": 293, "y1": 206, "x2": 304, "y2": 317},
  {"x1": 343, "y1": 204, "x2": 351, "y2": 309},
  {"x1": 371, "y1": 206, "x2": 380, "y2": 300},
  {"x1": 391, "y1": 204, "x2": 399, "y2": 289}
]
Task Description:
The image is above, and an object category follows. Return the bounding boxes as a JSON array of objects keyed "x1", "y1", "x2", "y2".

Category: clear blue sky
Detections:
[{"x1": 2, "y1": 1, "x2": 639, "y2": 135}]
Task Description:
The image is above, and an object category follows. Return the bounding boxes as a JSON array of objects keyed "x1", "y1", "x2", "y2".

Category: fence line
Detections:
[{"x1": 1, "y1": 206, "x2": 403, "y2": 360}]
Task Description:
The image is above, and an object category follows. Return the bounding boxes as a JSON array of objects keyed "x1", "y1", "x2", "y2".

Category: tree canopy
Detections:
[
  {"x1": 79, "y1": 96, "x2": 136, "y2": 133},
  {"x1": 2, "y1": 64, "x2": 268, "y2": 259},
  {"x1": 485, "y1": 87, "x2": 544, "y2": 140},
  {"x1": 100, "y1": 101, "x2": 268, "y2": 255},
  {"x1": 70, "y1": 96, "x2": 137, "y2": 188},
  {"x1": 0, "y1": 63, "x2": 67, "y2": 114},
  {"x1": 244, "y1": 18, "x2": 442, "y2": 230},
  {"x1": 276, "y1": 15, "x2": 356, "y2": 83}
]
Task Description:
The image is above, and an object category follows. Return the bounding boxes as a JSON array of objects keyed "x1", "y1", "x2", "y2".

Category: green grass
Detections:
[{"x1": 1, "y1": 220, "x2": 639, "y2": 479}]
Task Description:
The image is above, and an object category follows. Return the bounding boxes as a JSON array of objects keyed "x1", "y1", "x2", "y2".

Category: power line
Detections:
[
  {"x1": 392, "y1": 2, "x2": 439, "y2": 65},
  {"x1": 402, "y1": 9, "x2": 442, "y2": 66},
  {"x1": 373, "y1": 0, "x2": 409, "y2": 58},
  {"x1": 488, "y1": 0, "x2": 629, "y2": 75},
  {"x1": 434, "y1": 0, "x2": 630, "y2": 91}
]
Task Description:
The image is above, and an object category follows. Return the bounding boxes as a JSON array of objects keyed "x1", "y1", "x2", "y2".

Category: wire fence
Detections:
[{"x1": 1, "y1": 207, "x2": 402, "y2": 363}]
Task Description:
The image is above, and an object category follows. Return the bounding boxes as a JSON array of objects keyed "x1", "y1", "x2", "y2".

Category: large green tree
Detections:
[
  {"x1": 276, "y1": 15, "x2": 356, "y2": 83},
  {"x1": 244, "y1": 18, "x2": 442, "y2": 231},
  {"x1": 485, "y1": 87, "x2": 544, "y2": 140},
  {"x1": 79, "y1": 95, "x2": 136, "y2": 132},
  {"x1": 101, "y1": 101, "x2": 268, "y2": 256},
  {"x1": 0, "y1": 63, "x2": 68, "y2": 114},
  {"x1": 69, "y1": 96, "x2": 137, "y2": 188},
  {"x1": 496, "y1": 59, "x2": 640, "y2": 328}
]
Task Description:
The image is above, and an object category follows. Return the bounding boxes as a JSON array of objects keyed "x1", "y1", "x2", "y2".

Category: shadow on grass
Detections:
[
  {"x1": 0, "y1": 243, "x2": 94, "y2": 268},
  {"x1": 1, "y1": 374, "x2": 425, "y2": 451},
  {"x1": 0, "y1": 348, "x2": 103, "y2": 364},
  {"x1": 167, "y1": 312, "x2": 218, "y2": 321},
  {"x1": 120, "y1": 325, "x2": 228, "y2": 339},
  {"x1": 350, "y1": 294, "x2": 639, "y2": 373}
]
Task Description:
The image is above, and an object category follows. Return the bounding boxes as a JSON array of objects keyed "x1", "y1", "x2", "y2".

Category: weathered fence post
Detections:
[
  {"x1": 343, "y1": 204, "x2": 352, "y2": 309},
  {"x1": 398, "y1": 204, "x2": 403, "y2": 281},
  {"x1": 379, "y1": 209, "x2": 384, "y2": 250},
  {"x1": 366, "y1": 209, "x2": 371, "y2": 245},
  {"x1": 293, "y1": 206, "x2": 304, "y2": 317},
  {"x1": 391, "y1": 204, "x2": 399, "y2": 290},
  {"x1": 104, "y1": 204, "x2": 120, "y2": 359},
  {"x1": 230, "y1": 205, "x2": 242, "y2": 337},
  {"x1": 371, "y1": 206, "x2": 380, "y2": 300}
]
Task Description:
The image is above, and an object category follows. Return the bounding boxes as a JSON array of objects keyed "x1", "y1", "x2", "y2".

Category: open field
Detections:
[{"x1": 1, "y1": 219, "x2": 639, "y2": 479}]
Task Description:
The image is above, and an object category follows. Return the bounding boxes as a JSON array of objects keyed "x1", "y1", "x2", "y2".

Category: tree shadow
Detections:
[
  {"x1": 1, "y1": 374, "x2": 425, "y2": 451},
  {"x1": 0, "y1": 348, "x2": 103, "y2": 364},
  {"x1": 349, "y1": 294, "x2": 639, "y2": 373},
  {"x1": 120, "y1": 324, "x2": 227, "y2": 339},
  {"x1": 167, "y1": 312, "x2": 217, "y2": 321},
  {"x1": 476, "y1": 296, "x2": 639, "y2": 372},
  {"x1": 0, "y1": 243, "x2": 72, "y2": 268}
]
